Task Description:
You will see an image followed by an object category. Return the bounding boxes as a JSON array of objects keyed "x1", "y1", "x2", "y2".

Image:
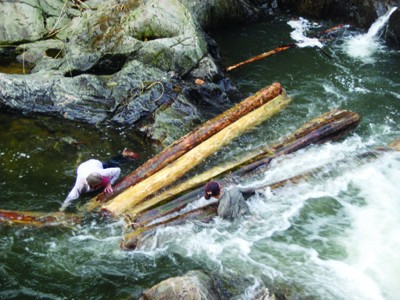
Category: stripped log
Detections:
[
  {"x1": 86, "y1": 82, "x2": 282, "y2": 210},
  {"x1": 0, "y1": 209, "x2": 81, "y2": 227},
  {"x1": 124, "y1": 109, "x2": 360, "y2": 221},
  {"x1": 225, "y1": 24, "x2": 345, "y2": 72},
  {"x1": 101, "y1": 93, "x2": 291, "y2": 217}
]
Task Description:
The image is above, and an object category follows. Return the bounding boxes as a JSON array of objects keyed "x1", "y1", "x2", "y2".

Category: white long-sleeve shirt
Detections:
[{"x1": 61, "y1": 159, "x2": 120, "y2": 211}]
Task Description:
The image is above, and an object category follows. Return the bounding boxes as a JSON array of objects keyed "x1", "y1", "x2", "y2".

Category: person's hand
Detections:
[{"x1": 103, "y1": 183, "x2": 113, "y2": 194}]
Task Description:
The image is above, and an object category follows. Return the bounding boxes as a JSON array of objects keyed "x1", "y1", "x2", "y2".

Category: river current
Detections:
[{"x1": 1, "y1": 10, "x2": 400, "y2": 300}]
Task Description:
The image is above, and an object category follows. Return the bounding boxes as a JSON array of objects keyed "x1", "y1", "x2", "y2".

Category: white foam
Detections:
[{"x1": 288, "y1": 18, "x2": 323, "y2": 48}]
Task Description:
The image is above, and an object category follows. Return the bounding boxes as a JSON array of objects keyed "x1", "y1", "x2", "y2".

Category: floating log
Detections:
[
  {"x1": 233, "y1": 109, "x2": 360, "y2": 176},
  {"x1": 225, "y1": 44, "x2": 293, "y2": 72},
  {"x1": 0, "y1": 209, "x2": 81, "y2": 228},
  {"x1": 121, "y1": 170, "x2": 317, "y2": 250},
  {"x1": 124, "y1": 145, "x2": 275, "y2": 220},
  {"x1": 86, "y1": 82, "x2": 283, "y2": 210},
  {"x1": 124, "y1": 109, "x2": 360, "y2": 221},
  {"x1": 121, "y1": 109, "x2": 361, "y2": 249},
  {"x1": 101, "y1": 93, "x2": 291, "y2": 217},
  {"x1": 225, "y1": 24, "x2": 345, "y2": 72}
]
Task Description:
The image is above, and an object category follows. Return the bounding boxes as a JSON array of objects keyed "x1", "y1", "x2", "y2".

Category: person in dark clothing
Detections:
[{"x1": 204, "y1": 181, "x2": 250, "y2": 221}]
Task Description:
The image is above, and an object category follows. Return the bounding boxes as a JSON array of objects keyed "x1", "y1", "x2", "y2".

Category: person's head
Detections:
[
  {"x1": 86, "y1": 172, "x2": 102, "y2": 189},
  {"x1": 204, "y1": 181, "x2": 221, "y2": 200}
]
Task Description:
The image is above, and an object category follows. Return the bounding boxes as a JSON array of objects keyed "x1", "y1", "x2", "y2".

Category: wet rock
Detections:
[
  {"x1": 139, "y1": 270, "x2": 221, "y2": 300},
  {"x1": 0, "y1": 0, "x2": 78, "y2": 45},
  {"x1": 0, "y1": 0, "x2": 249, "y2": 145}
]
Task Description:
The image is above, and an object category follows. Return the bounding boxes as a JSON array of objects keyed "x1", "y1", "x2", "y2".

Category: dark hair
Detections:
[{"x1": 204, "y1": 181, "x2": 220, "y2": 200}]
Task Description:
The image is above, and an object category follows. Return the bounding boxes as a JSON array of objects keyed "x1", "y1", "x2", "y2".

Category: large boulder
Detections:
[
  {"x1": 139, "y1": 270, "x2": 221, "y2": 300},
  {"x1": 0, "y1": 0, "x2": 243, "y2": 145}
]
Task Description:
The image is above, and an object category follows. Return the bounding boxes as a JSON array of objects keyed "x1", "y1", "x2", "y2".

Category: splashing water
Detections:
[
  {"x1": 288, "y1": 17, "x2": 324, "y2": 48},
  {"x1": 344, "y1": 7, "x2": 397, "y2": 62}
]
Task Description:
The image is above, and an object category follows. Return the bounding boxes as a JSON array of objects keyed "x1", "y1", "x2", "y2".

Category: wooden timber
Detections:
[
  {"x1": 87, "y1": 82, "x2": 283, "y2": 210},
  {"x1": 121, "y1": 109, "x2": 361, "y2": 250},
  {"x1": 101, "y1": 93, "x2": 291, "y2": 217},
  {"x1": 123, "y1": 109, "x2": 360, "y2": 221}
]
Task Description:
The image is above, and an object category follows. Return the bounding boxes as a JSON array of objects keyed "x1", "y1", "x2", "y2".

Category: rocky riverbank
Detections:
[{"x1": 0, "y1": 0, "x2": 398, "y2": 147}]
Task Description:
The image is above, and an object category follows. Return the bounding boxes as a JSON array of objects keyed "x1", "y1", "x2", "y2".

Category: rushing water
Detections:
[{"x1": 1, "y1": 9, "x2": 400, "y2": 300}]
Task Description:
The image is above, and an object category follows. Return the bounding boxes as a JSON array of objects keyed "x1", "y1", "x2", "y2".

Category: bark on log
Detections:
[
  {"x1": 86, "y1": 82, "x2": 282, "y2": 211},
  {"x1": 101, "y1": 93, "x2": 291, "y2": 217},
  {"x1": 0, "y1": 209, "x2": 81, "y2": 227}
]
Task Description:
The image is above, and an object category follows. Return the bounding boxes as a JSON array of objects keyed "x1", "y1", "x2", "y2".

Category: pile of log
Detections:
[
  {"x1": 87, "y1": 82, "x2": 289, "y2": 216},
  {"x1": 121, "y1": 108, "x2": 361, "y2": 250}
]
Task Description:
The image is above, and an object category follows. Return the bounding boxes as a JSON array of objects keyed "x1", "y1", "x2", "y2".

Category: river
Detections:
[{"x1": 1, "y1": 9, "x2": 400, "y2": 300}]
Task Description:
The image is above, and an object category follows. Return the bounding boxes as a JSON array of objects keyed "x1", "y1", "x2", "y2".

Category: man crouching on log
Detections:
[
  {"x1": 204, "y1": 181, "x2": 250, "y2": 221},
  {"x1": 61, "y1": 149, "x2": 139, "y2": 211}
]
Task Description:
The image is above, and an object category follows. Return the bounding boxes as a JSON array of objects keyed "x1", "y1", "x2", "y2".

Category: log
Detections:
[
  {"x1": 225, "y1": 44, "x2": 293, "y2": 72},
  {"x1": 86, "y1": 82, "x2": 282, "y2": 210},
  {"x1": 124, "y1": 109, "x2": 360, "y2": 221},
  {"x1": 0, "y1": 209, "x2": 81, "y2": 228},
  {"x1": 101, "y1": 93, "x2": 291, "y2": 217},
  {"x1": 233, "y1": 109, "x2": 360, "y2": 176}
]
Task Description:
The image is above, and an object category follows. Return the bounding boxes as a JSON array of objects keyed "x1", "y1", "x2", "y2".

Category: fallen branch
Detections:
[{"x1": 225, "y1": 44, "x2": 293, "y2": 72}]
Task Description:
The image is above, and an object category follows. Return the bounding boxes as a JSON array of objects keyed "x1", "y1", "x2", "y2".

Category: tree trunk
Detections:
[
  {"x1": 86, "y1": 82, "x2": 282, "y2": 211},
  {"x1": 101, "y1": 93, "x2": 291, "y2": 217}
]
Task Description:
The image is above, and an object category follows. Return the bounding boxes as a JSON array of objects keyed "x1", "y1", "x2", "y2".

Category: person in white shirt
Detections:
[{"x1": 61, "y1": 148, "x2": 139, "y2": 211}]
